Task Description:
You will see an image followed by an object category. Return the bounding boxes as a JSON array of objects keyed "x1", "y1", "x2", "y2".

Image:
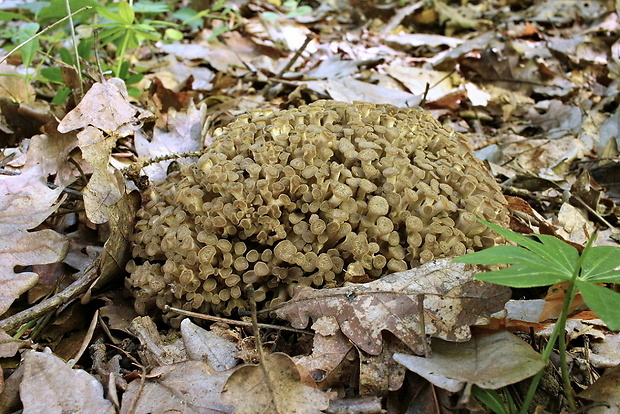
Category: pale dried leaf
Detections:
[
  {"x1": 120, "y1": 361, "x2": 233, "y2": 414},
  {"x1": 0, "y1": 330, "x2": 28, "y2": 358},
  {"x1": 324, "y1": 77, "x2": 420, "y2": 107},
  {"x1": 135, "y1": 102, "x2": 206, "y2": 183},
  {"x1": 57, "y1": 79, "x2": 152, "y2": 224},
  {"x1": 221, "y1": 352, "x2": 329, "y2": 414},
  {"x1": 181, "y1": 319, "x2": 239, "y2": 371},
  {"x1": 591, "y1": 332, "x2": 620, "y2": 369},
  {"x1": 393, "y1": 331, "x2": 544, "y2": 393},
  {"x1": 579, "y1": 364, "x2": 620, "y2": 413},
  {"x1": 20, "y1": 350, "x2": 115, "y2": 414},
  {"x1": 277, "y1": 259, "x2": 511, "y2": 355},
  {"x1": 57, "y1": 78, "x2": 149, "y2": 135},
  {"x1": 0, "y1": 64, "x2": 35, "y2": 103},
  {"x1": 77, "y1": 126, "x2": 125, "y2": 224},
  {"x1": 0, "y1": 166, "x2": 68, "y2": 315}
]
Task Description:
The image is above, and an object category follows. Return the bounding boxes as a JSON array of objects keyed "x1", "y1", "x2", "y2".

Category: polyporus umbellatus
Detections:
[{"x1": 126, "y1": 100, "x2": 509, "y2": 325}]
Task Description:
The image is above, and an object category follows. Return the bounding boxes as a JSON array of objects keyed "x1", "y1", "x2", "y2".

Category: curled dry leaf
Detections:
[
  {"x1": 0, "y1": 166, "x2": 68, "y2": 316},
  {"x1": 20, "y1": 350, "x2": 115, "y2": 414},
  {"x1": 120, "y1": 360, "x2": 234, "y2": 414},
  {"x1": 221, "y1": 352, "x2": 329, "y2": 414},
  {"x1": 57, "y1": 79, "x2": 153, "y2": 224},
  {"x1": 393, "y1": 331, "x2": 544, "y2": 395},
  {"x1": 276, "y1": 259, "x2": 511, "y2": 355}
]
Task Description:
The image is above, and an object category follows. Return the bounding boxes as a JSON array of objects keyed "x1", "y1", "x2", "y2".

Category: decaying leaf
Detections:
[
  {"x1": 20, "y1": 349, "x2": 115, "y2": 414},
  {"x1": 134, "y1": 101, "x2": 206, "y2": 183},
  {"x1": 221, "y1": 352, "x2": 329, "y2": 414},
  {"x1": 120, "y1": 361, "x2": 234, "y2": 414},
  {"x1": 393, "y1": 331, "x2": 544, "y2": 396},
  {"x1": 181, "y1": 319, "x2": 239, "y2": 371},
  {"x1": 295, "y1": 317, "x2": 355, "y2": 388},
  {"x1": 0, "y1": 166, "x2": 68, "y2": 316},
  {"x1": 578, "y1": 364, "x2": 620, "y2": 413},
  {"x1": 57, "y1": 79, "x2": 153, "y2": 224},
  {"x1": 276, "y1": 259, "x2": 511, "y2": 355}
]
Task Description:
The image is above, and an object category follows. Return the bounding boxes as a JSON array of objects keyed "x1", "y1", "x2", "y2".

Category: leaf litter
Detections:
[{"x1": 0, "y1": 0, "x2": 620, "y2": 412}]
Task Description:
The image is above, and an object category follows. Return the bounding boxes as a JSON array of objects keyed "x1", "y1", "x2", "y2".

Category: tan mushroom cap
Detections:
[{"x1": 127, "y1": 100, "x2": 509, "y2": 325}]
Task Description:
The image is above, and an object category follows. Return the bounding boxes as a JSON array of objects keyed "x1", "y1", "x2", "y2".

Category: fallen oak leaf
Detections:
[
  {"x1": 276, "y1": 259, "x2": 511, "y2": 355},
  {"x1": 120, "y1": 361, "x2": 234, "y2": 414},
  {"x1": 393, "y1": 331, "x2": 544, "y2": 398},
  {"x1": 57, "y1": 78, "x2": 153, "y2": 224},
  {"x1": 220, "y1": 352, "x2": 329, "y2": 414}
]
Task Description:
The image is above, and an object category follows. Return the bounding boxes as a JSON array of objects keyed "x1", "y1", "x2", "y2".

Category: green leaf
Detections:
[
  {"x1": 480, "y1": 220, "x2": 579, "y2": 272},
  {"x1": 472, "y1": 387, "x2": 509, "y2": 414},
  {"x1": 40, "y1": 67, "x2": 63, "y2": 83},
  {"x1": 164, "y1": 28, "x2": 184, "y2": 41},
  {"x1": 96, "y1": 7, "x2": 123, "y2": 24},
  {"x1": 533, "y1": 234, "x2": 579, "y2": 275},
  {"x1": 479, "y1": 220, "x2": 547, "y2": 255},
  {"x1": 475, "y1": 264, "x2": 569, "y2": 288},
  {"x1": 15, "y1": 22, "x2": 40, "y2": 68},
  {"x1": 58, "y1": 47, "x2": 74, "y2": 65},
  {"x1": 454, "y1": 245, "x2": 547, "y2": 266},
  {"x1": 0, "y1": 11, "x2": 29, "y2": 20},
  {"x1": 51, "y1": 86, "x2": 71, "y2": 105},
  {"x1": 579, "y1": 246, "x2": 620, "y2": 282},
  {"x1": 117, "y1": 1, "x2": 135, "y2": 25},
  {"x1": 77, "y1": 37, "x2": 93, "y2": 60},
  {"x1": 576, "y1": 281, "x2": 620, "y2": 330},
  {"x1": 37, "y1": 0, "x2": 96, "y2": 24}
]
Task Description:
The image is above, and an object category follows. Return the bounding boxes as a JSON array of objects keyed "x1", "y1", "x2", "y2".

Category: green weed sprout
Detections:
[
  {"x1": 91, "y1": 1, "x2": 179, "y2": 78},
  {"x1": 453, "y1": 219, "x2": 620, "y2": 413}
]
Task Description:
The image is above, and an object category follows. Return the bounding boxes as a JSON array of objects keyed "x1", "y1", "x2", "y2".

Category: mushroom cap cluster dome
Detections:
[{"x1": 126, "y1": 100, "x2": 509, "y2": 325}]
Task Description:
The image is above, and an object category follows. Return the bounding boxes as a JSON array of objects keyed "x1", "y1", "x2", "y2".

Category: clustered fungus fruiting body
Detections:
[{"x1": 126, "y1": 100, "x2": 510, "y2": 325}]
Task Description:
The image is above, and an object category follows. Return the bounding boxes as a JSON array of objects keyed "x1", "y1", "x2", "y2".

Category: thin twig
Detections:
[
  {"x1": 0, "y1": 257, "x2": 100, "y2": 333},
  {"x1": 164, "y1": 306, "x2": 313, "y2": 335},
  {"x1": 275, "y1": 33, "x2": 314, "y2": 79}
]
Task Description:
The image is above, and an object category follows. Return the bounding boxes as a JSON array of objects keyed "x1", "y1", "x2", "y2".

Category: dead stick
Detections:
[
  {"x1": 275, "y1": 33, "x2": 314, "y2": 79},
  {"x1": 0, "y1": 258, "x2": 100, "y2": 333}
]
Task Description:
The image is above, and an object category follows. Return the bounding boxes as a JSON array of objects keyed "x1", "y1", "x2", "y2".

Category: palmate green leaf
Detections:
[
  {"x1": 480, "y1": 220, "x2": 579, "y2": 273},
  {"x1": 580, "y1": 246, "x2": 620, "y2": 282},
  {"x1": 576, "y1": 280, "x2": 620, "y2": 330}
]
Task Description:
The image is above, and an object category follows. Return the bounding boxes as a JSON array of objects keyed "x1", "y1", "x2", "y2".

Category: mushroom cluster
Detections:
[{"x1": 126, "y1": 100, "x2": 509, "y2": 325}]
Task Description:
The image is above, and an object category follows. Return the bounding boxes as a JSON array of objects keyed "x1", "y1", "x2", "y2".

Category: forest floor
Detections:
[{"x1": 0, "y1": 0, "x2": 619, "y2": 413}]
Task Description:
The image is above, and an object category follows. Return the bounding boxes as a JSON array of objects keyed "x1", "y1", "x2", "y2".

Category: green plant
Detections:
[
  {"x1": 91, "y1": 1, "x2": 180, "y2": 78},
  {"x1": 454, "y1": 220, "x2": 620, "y2": 413},
  {"x1": 262, "y1": 0, "x2": 313, "y2": 21},
  {"x1": 172, "y1": 0, "x2": 242, "y2": 38}
]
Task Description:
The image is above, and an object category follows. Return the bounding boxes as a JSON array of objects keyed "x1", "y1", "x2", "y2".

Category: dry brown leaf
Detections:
[
  {"x1": 393, "y1": 331, "x2": 544, "y2": 395},
  {"x1": 221, "y1": 352, "x2": 329, "y2": 414},
  {"x1": 0, "y1": 166, "x2": 68, "y2": 316},
  {"x1": 120, "y1": 360, "x2": 234, "y2": 414},
  {"x1": 20, "y1": 349, "x2": 115, "y2": 414},
  {"x1": 57, "y1": 79, "x2": 152, "y2": 224},
  {"x1": 295, "y1": 317, "x2": 355, "y2": 388},
  {"x1": 276, "y1": 259, "x2": 511, "y2": 355}
]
